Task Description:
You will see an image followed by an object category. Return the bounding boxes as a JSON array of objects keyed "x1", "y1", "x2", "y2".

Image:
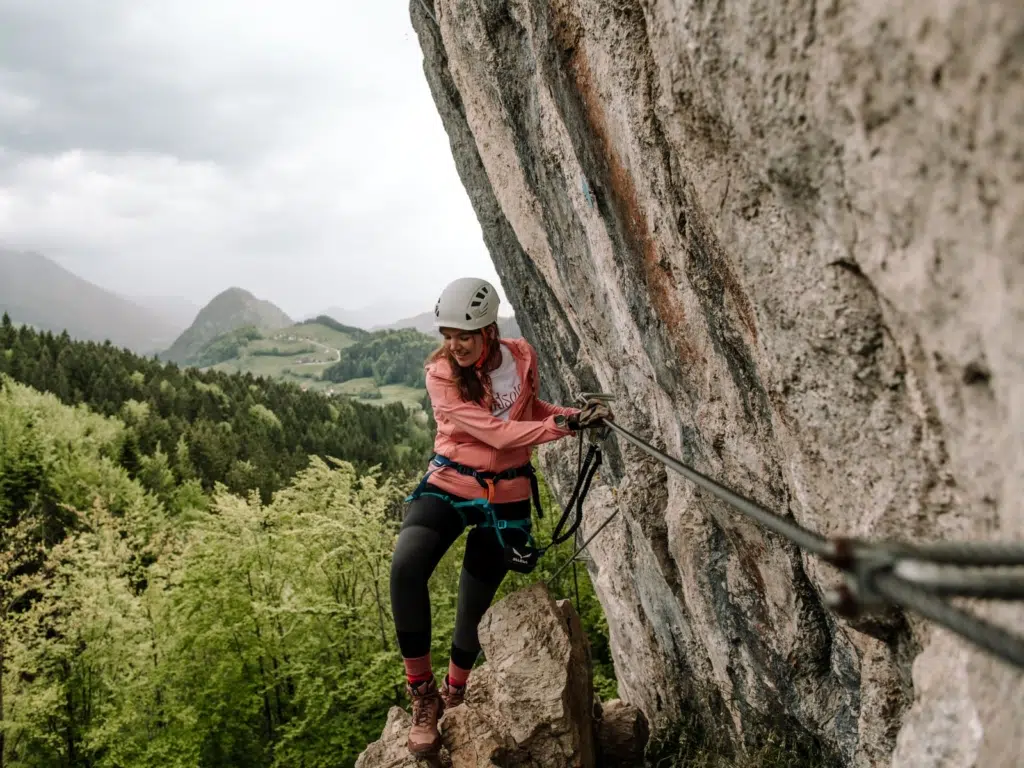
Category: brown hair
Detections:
[{"x1": 427, "y1": 323, "x2": 501, "y2": 405}]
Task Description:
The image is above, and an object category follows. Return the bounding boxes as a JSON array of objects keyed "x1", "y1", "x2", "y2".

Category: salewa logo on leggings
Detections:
[{"x1": 491, "y1": 385, "x2": 521, "y2": 419}]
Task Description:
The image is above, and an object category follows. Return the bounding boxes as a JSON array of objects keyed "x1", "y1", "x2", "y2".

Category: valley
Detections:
[{"x1": 197, "y1": 317, "x2": 433, "y2": 411}]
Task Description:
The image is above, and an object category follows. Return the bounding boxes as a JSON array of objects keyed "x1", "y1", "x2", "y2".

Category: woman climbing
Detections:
[{"x1": 389, "y1": 277, "x2": 612, "y2": 757}]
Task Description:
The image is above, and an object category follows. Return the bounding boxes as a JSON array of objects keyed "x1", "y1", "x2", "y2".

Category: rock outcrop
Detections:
[
  {"x1": 595, "y1": 699, "x2": 650, "y2": 768},
  {"x1": 357, "y1": 584, "x2": 642, "y2": 768},
  {"x1": 410, "y1": 1, "x2": 1023, "y2": 766}
]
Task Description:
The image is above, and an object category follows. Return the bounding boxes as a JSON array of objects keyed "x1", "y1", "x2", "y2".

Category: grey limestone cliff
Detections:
[{"x1": 410, "y1": 1, "x2": 1023, "y2": 765}]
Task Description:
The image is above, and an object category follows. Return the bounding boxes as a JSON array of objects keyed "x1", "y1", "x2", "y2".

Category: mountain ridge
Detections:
[
  {"x1": 129, "y1": 294, "x2": 202, "y2": 329},
  {"x1": 0, "y1": 249, "x2": 182, "y2": 353}
]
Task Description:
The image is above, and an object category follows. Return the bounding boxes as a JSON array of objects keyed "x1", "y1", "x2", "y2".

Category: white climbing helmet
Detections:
[{"x1": 433, "y1": 277, "x2": 500, "y2": 331}]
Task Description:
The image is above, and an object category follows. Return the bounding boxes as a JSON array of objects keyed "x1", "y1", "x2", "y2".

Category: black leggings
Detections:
[{"x1": 390, "y1": 484, "x2": 530, "y2": 670}]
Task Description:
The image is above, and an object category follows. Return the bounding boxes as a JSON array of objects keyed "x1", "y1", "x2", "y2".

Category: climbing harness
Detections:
[
  {"x1": 557, "y1": 392, "x2": 1024, "y2": 670},
  {"x1": 405, "y1": 437, "x2": 603, "y2": 574},
  {"x1": 405, "y1": 457, "x2": 540, "y2": 572}
]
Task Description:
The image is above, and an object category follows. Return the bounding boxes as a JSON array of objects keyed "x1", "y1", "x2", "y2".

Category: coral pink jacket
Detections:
[{"x1": 424, "y1": 337, "x2": 579, "y2": 503}]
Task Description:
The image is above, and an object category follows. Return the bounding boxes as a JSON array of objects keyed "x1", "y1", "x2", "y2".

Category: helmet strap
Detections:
[{"x1": 474, "y1": 327, "x2": 491, "y2": 370}]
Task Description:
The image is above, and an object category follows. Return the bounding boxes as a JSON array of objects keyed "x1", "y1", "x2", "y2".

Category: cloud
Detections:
[{"x1": 0, "y1": 0, "x2": 509, "y2": 320}]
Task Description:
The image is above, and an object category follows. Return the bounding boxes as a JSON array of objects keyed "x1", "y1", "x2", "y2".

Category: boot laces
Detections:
[{"x1": 412, "y1": 685, "x2": 437, "y2": 725}]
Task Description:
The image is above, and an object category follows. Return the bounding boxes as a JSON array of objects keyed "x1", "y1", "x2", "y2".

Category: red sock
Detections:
[
  {"x1": 447, "y1": 661, "x2": 471, "y2": 688},
  {"x1": 404, "y1": 653, "x2": 433, "y2": 684}
]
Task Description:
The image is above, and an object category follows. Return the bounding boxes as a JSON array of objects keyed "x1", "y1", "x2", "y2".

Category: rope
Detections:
[
  {"x1": 547, "y1": 441, "x2": 602, "y2": 549},
  {"x1": 551, "y1": 396, "x2": 1024, "y2": 670},
  {"x1": 547, "y1": 506, "x2": 621, "y2": 584},
  {"x1": 876, "y1": 540, "x2": 1024, "y2": 566}
]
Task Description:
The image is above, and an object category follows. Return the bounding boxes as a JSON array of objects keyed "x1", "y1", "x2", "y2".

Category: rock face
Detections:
[
  {"x1": 357, "y1": 584, "x2": 608, "y2": 768},
  {"x1": 410, "y1": 1, "x2": 1023, "y2": 766}
]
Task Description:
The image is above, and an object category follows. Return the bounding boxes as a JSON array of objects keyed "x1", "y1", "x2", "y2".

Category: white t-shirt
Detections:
[{"x1": 489, "y1": 345, "x2": 522, "y2": 421}]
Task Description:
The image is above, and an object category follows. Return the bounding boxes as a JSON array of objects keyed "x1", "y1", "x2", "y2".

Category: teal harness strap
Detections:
[
  {"x1": 486, "y1": 515, "x2": 536, "y2": 550},
  {"x1": 404, "y1": 434, "x2": 604, "y2": 576},
  {"x1": 405, "y1": 489, "x2": 536, "y2": 550},
  {"x1": 405, "y1": 455, "x2": 544, "y2": 572}
]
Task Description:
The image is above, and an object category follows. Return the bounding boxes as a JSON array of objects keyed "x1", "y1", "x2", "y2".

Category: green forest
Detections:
[
  {"x1": 191, "y1": 326, "x2": 265, "y2": 367},
  {"x1": 322, "y1": 329, "x2": 438, "y2": 389},
  {"x1": 295, "y1": 316, "x2": 368, "y2": 340},
  {"x1": 0, "y1": 315, "x2": 433, "y2": 503},
  {"x1": 0, "y1": 314, "x2": 615, "y2": 768}
]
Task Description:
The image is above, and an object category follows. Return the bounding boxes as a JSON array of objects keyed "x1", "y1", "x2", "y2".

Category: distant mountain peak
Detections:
[
  {"x1": 213, "y1": 286, "x2": 256, "y2": 300},
  {"x1": 163, "y1": 288, "x2": 293, "y2": 364}
]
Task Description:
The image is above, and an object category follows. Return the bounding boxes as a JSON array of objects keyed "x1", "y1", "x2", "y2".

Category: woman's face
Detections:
[{"x1": 440, "y1": 328, "x2": 485, "y2": 368}]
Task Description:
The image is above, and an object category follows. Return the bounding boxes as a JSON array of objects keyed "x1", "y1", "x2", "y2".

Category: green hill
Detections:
[
  {"x1": 197, "y1": 320, "x2": 366, "y2": 389},
  {"x1": 205, "y1": 321, "x2": 350, "y2": 386},
  {"x1": 187, "y1": 318, "x2": 433, "y2": 410},
  {"x1": 183, "y1": 309, "x2": 523, "y2": 412},
  {"x1": 0, "y1": 248, "x2": 183, "y2": 353},
  {"x1": 296, "y1": 314, "x2": 371, "y2": 341},
  {"x1": 163, "y1": 287, "x2": 293, "y2": 364},
  {"x1": 322, "y1": 328, "x2": 438, "y2": 389}
]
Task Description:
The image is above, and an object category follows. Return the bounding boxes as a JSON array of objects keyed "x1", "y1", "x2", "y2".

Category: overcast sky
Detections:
[{"x1": 0, "y1": 0, "x2": 509, "y2": 321}]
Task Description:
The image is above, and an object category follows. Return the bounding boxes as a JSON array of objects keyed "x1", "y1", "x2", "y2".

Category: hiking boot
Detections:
[
  {"x1": 440, "y1": 675, "x2": 466, "y2": 709},
  {"x1": 406, "y1": 676, "x2": 444, "y2": 756}
]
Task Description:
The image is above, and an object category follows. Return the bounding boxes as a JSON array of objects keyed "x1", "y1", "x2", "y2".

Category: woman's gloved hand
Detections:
[{"x1": 566, "y1": 399, "x2": 613, "y2": 431}]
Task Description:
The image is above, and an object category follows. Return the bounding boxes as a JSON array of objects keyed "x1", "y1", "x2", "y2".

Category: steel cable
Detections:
[
  {"x1": 873, "y1": 571, "x2": 1024, "y2": 668},
  {"x1": 548, "y1": 406, "x2": 1024, "y2": 669},
  {"x1": 604, "y1": 420, "x2": 832, "y2": 557}
]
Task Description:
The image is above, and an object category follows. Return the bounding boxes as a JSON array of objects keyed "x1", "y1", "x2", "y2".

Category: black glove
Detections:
[{"x1": 565, "y1": 400, "x2": 613, "y2": 431}]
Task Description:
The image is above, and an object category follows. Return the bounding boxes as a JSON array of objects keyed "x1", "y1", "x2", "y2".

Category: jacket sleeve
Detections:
[
  {"x1": 532, "y1": 397, "x2": 580, "y2": 421},
  {"x1": 426, "y1": 372, "x2": 573, "y2": 451},
  {"x1": 521, "y1": 341, "x2": 580, "y2": 422}
]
